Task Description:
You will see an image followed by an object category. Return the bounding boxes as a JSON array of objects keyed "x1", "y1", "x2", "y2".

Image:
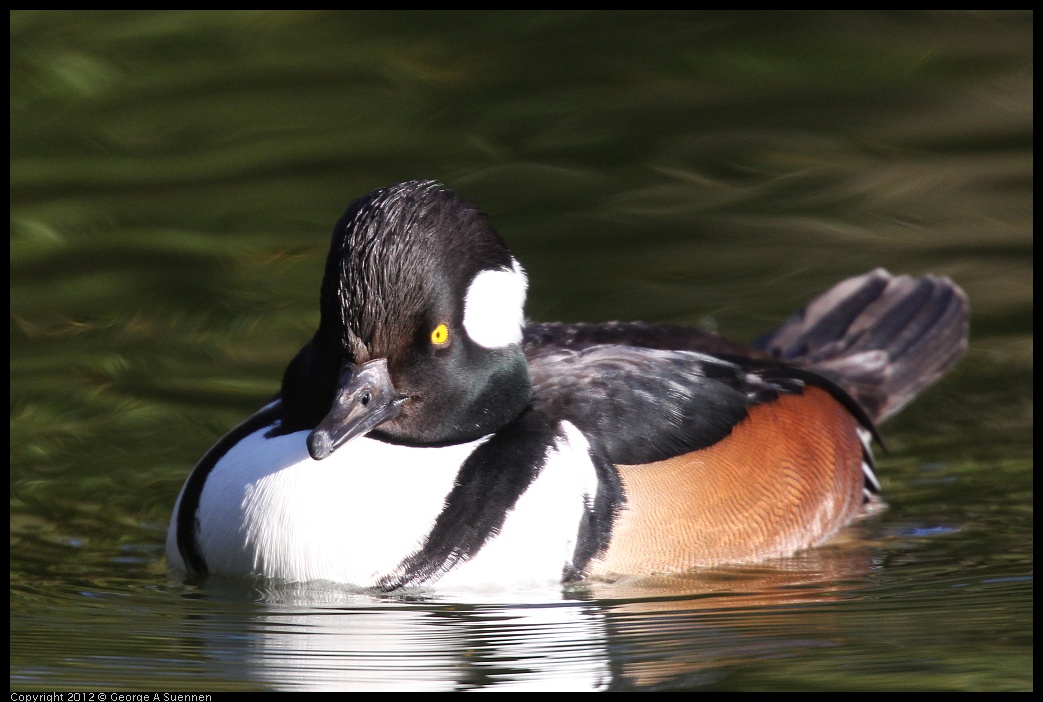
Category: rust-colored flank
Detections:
[{"x1": 592, "y1": 386, "x2": 868, "y2": 575}]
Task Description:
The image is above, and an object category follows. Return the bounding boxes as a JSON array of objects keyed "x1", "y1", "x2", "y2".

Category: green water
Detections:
[{"x1": 10, "y1": 11, "x2": 1032, "y2": 691}]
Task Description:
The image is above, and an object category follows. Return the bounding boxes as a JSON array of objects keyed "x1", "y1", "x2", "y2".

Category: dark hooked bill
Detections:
[{"x1": 307, "y1": 358, "x2": 406, "y2": 460}]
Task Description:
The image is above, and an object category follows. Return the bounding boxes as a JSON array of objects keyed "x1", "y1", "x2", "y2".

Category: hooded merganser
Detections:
[{"x1": 167, "y1": 180, "x2": 969, "y2": 589}]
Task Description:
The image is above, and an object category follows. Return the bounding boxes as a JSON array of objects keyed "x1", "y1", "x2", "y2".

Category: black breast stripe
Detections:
[
  {"x1": 175, "y1": 401, "x2": 284, "y2": 575},
  {"x1": 565, "y1": 442, "x2": 622, "y2": 582},
  {"x1": 377, "y1": 410, "x2": 606, "y2": 591}
]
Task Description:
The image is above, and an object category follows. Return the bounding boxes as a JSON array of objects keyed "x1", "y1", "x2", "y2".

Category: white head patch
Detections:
[{"x1": 462, "y1": 258, "x2": 527, "y2": 348}]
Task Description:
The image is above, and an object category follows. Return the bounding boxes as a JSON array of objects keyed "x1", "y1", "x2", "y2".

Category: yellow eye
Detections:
[{"x1": 430, "y1": 323, "x2": 450, "y2": 346}]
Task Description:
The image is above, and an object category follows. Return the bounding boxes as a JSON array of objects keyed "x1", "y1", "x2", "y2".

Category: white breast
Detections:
[{"x1": 167, "y1": 416, "x2": 599, "y2": 589}]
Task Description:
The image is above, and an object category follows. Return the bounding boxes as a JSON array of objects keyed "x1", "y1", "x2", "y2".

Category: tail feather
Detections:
[{"x1": 755, "y1": 269, "x2": 969, "y2": 424}]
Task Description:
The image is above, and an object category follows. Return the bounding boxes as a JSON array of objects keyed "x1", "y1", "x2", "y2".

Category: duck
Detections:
[{"x1": 166, "y1": 179, "x2": 969, "y2": 590}]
